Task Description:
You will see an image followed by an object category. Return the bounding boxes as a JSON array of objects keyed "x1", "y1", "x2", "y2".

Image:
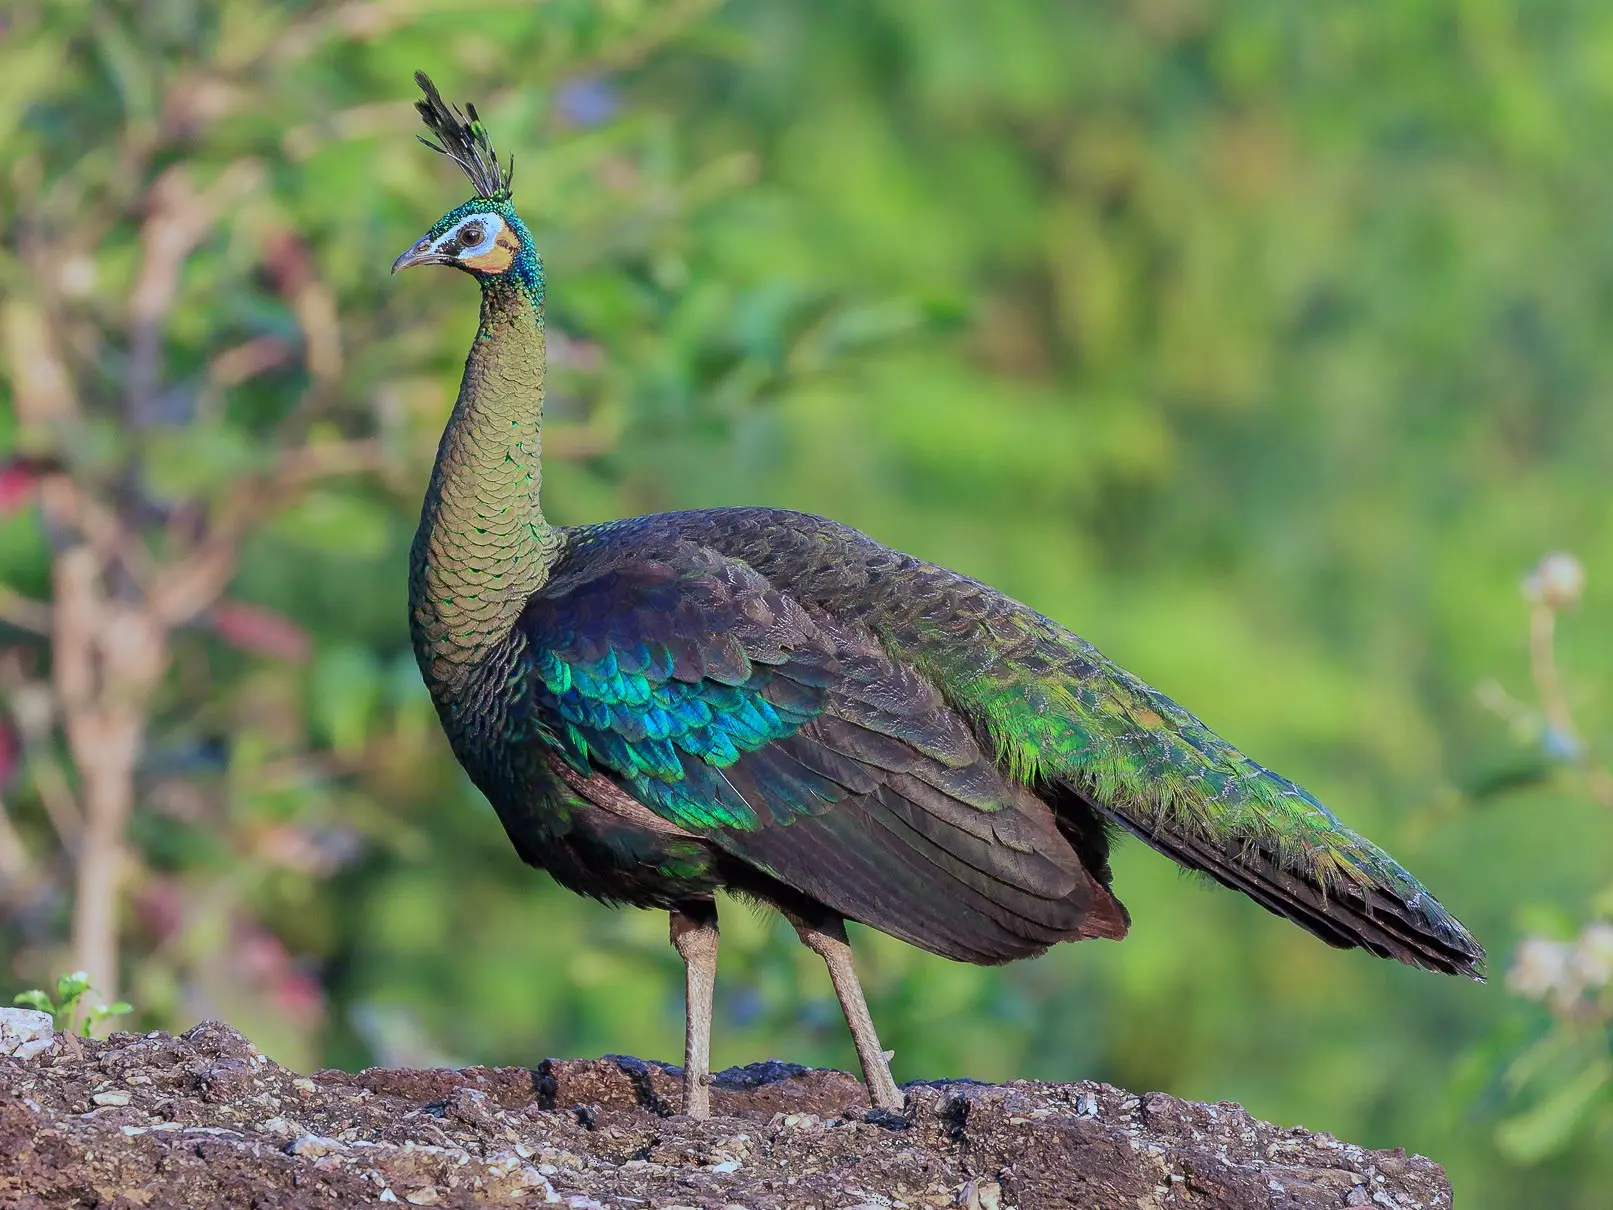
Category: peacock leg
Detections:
[
  {"x1": 787, "y1": 913, "x2": 904, "y2": 1112},
  {"x1": 669, "y1": 900, "x2": 720, "y2": 1119}
]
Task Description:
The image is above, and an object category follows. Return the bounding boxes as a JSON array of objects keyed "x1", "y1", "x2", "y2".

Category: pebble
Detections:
[
  {"x1": 91, "y1": 1092, "x2": 130, "y2": 1107},
  {"x1": 0, "y1": 1009, "x2": 55, "y2": 1061},
  {"x1": 286, "y1": 1133, "x2": 345, "y2": 1158}
]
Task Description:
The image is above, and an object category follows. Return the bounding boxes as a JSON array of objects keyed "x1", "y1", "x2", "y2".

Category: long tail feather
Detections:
[
  {"x1": 936, "y1": 601, "x2": 1486, "y2": 978},
  {"x1": 1090, "y1": 788, "x2": 1484, "y2": 976}
]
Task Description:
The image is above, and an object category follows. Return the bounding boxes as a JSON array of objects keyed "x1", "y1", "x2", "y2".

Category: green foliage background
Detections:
[{"x1": 3, "y1": 2, "x2": 1612, "y2": 1205}]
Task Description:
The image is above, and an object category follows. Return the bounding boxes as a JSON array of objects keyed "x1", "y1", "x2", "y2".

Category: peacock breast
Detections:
[{"x1": 423, "y1": 627, "x2": 551, "y2": 805}]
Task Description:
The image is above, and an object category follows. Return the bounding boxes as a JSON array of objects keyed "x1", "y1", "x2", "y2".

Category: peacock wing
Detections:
[{"x1": 517, "y1": 533, "x2": 1127, "y2": 962}]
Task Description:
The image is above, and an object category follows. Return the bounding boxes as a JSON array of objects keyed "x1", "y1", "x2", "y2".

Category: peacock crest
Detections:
[{"x1": 412, "y1": 71, "x2": 513, "y2": 201}]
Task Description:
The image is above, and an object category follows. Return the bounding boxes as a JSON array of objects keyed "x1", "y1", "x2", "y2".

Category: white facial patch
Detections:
[{"x1": 435, "y1": 211, "x2": 506, "y2": 259}]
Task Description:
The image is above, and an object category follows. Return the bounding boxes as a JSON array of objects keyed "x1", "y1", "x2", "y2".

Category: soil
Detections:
[{"x1": 0, "y1": 1016, "x2": 1451, "y2": 1209}]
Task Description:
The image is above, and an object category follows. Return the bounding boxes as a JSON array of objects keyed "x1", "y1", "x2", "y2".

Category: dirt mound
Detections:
[{"x1": 0, "y1": 1014, "x2": 1450, "y2": 1208}]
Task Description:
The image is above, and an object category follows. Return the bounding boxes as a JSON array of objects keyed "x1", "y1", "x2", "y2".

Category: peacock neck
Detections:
[{"x1": 410, "y1": 269, "x2": 560, "y2": 698}]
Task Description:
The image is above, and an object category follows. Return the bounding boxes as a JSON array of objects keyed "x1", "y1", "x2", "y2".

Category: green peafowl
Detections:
[{"x1": 394, "y1": 73, "x2": 1482, "y2": 1119}]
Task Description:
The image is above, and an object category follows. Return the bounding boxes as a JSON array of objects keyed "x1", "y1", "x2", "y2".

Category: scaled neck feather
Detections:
[{"x1": 410, "y1": 268, "x2": 559, "y2": 697}]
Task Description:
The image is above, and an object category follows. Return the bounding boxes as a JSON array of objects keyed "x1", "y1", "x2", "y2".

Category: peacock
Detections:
[{"x1": 394, "y1": 73, "x2": 1482, "y2": 1119}]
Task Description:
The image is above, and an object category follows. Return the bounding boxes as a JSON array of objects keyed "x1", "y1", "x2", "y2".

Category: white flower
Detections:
[
  {"x1": 1521, "y1": 552, "x2": 1586, "y2": 610},
  {"x1": 1509, "y1": 936, "x2": 1574, "y2": 1003},
  {"x1": 1569, "y1": 922, "x2": 1613, "y2": 991}
]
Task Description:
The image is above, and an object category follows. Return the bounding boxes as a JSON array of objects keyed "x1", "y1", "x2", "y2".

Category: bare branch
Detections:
[
  {"x1": 0, "y1": 296, "x2": 80, "y2": 426},
  {"x1": 1519, "y1": 556, "x2": 1612, "y2": 809},
  {"x1": 268, "y1": 438, "x2": 387, "y2": 490},
  {"x1": 147, "y1": 439, "x2": 385, "y2": 628},
  {"x1": 127, "y1": 161, "x2": 267, "y2": 422},
  {"x1": 28, "y1": 755, "x2": 85, "y2": 856},
  {"x1": 261, "y1": 227, "x2": 344, "y2": 439},
  {"x1": 50, "y1": 546, "x2": 167, "y2": 1003},
  {"x1": 209, "y1": 336, "x2": 298, "y2": 387},
  {"x1": 38, "y1": 476, "x2": 152, "y2": 579},
  {"x1": 1528, "y1": 602, "x2": 1577, "y2": 748},
  {"x1": 50, "y1": 547, "x2": 101, "y2": 736},
  {"x1": 145, "y1": 541, "x2": 237, "y2": 632},
  {"x1": 0, "y1": 658, "x2": 83, "y2": 853}
]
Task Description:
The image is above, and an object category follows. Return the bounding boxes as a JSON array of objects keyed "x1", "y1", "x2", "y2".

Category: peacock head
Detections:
[{"x1": 392, "y1": 73, "x2": 540, "y2": 290}]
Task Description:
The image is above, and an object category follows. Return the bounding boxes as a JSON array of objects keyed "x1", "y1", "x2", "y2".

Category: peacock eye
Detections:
[{"x1": 459, "y1": 223, "x2": 485, "y2": 247}]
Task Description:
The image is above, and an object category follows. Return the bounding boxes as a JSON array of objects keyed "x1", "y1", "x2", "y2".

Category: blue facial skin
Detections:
[{"x1": 394, "y1": 197, "x2": 544, "y2": 295}]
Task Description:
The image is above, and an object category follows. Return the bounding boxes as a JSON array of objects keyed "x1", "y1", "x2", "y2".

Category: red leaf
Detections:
[
  {"x1": 0, "y1": 461, "x2": 39, "y2": 513},
  {"x1": 132, "y1": 878, "x2": 187, "y2": 945},
  {"x1": 0, "y1": 718, "x2": 17, "y2": 787},
  {"x1": 210, "y1": 600, "x2": 311, "y2": 662}
]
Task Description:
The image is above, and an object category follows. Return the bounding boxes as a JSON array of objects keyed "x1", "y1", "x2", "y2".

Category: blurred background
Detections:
[{"x1": 1, "y1": 2, "x2": 1611, "y2": 1205}]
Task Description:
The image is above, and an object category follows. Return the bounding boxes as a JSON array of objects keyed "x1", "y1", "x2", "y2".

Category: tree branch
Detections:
[
  {"x1": 0, "y1": 658, "x2": 84, "y2": 855},
  {"x1": 126, "y1": 162, "x2": 267, "y2": 424},
  {"x1": 147, "y1": 439, "x2": 385, "y2": 629}
]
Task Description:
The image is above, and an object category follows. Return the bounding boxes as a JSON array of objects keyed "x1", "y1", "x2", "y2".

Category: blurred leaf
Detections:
[
  {"x1": 1495, "y1": 1057, "x2": 1612, "y2": 1164},
  {"x1": 309, "y1": 646, "x2": 382, "y2": 755},
  {"x1": 1463, "y1": 747, "x2": 1560, "y2": 802},
  {"x1": 1515, "y1": 903, "x2": 1584, "y2": 944},
  {"x1": 267, "y1": 491, "x2": 391, "y2": 559},
  {"x1": 54, "y1": 971, "x2": 90, "y2": 1006},
  {"x1": 11, "y1": 989, "x2": 52, "y2": 1015},
  {"x1": 141, "y1": 426, "x2": 258, "y2": 501},
  {"x1": 1592, "y1": 886, "x2": 1613, "y2": 919}
]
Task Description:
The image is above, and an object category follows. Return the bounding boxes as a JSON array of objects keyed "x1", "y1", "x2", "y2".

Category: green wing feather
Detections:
[{"x1": 928, "y1": 611, "x2": 1485, "y2": 977}]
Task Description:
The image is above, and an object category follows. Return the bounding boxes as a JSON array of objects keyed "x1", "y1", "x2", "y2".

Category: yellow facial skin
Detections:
[{"x1": 461, "y1": 233, "x2": 517, "y2": 275}]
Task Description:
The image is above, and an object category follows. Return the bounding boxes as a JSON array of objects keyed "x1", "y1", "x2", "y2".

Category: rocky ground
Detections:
[{"x1": 0, "y1": 1009, "x2": 1450, "y2": 1209}]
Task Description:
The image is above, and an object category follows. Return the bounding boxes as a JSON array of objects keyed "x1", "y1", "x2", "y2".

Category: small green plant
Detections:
[{"x1": 13, "y1": 971, "x2": 134, "y2": 1037}]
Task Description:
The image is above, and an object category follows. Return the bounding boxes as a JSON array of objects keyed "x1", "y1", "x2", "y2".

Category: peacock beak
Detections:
[{"x1": 391, "y1": 236, "x2": 449, "y2": 274}]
